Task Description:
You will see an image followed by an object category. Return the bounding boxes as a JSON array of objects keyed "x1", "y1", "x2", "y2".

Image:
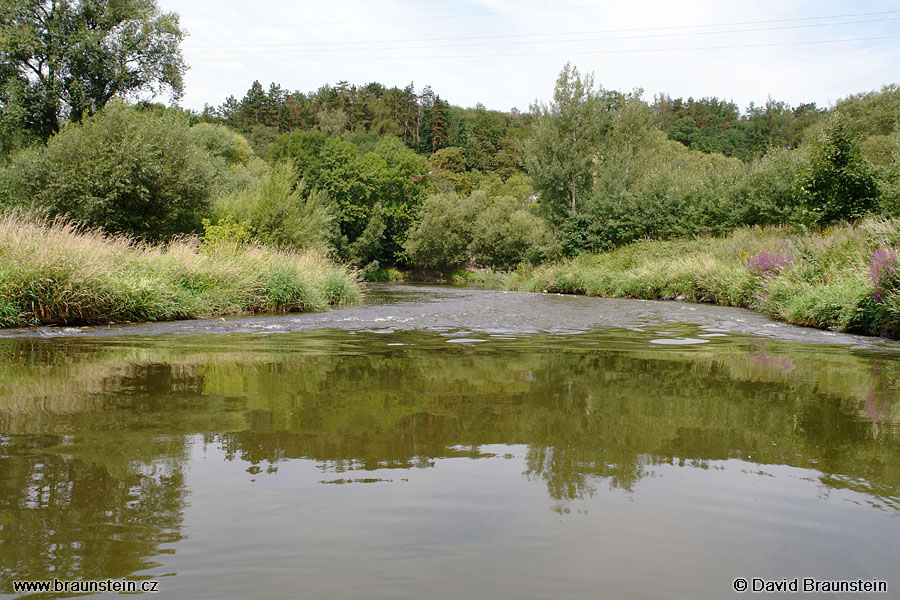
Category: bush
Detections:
[
  {"x1": 799, "y1": 120, "x2": 879, "y2": 225},
  {"x1": 5, "y1": 101, "x2": 214, "y2": 240},
  {"x1": 470, "y1": 195, "x2": 546, "y2": 269},
  {"x1": 568, "y1": 137, "x2": 748, "y2": 252},
  {"x1": 188, "y1": 123, "x2": 267, "y2": 197},
  {"x1": 405, "y1": 190, "x2": 549, "y2": 273},
  {"x1": 740, "y1": 147, "x2": 807, "y2": 225},
  {"x1": 428, "y1": 146, "x2": 467, "y2": 173},
  {"x1": 188, "y1": 123, "x2": 255, "y2": 165},
  {"x1": 404, "y1": 192, "x2": 475, "y2": 273},
  {"x1": 212, "y1": 161, "x2": 338, "y2": 252}
]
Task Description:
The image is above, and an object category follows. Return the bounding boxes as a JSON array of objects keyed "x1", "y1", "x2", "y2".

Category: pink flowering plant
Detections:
[
  {"x1": 746, "y1": 252, "x2": 794, "y2": 278},
  {"x1": 870, "y1": 246, "x2": 899, "y2": 303}
]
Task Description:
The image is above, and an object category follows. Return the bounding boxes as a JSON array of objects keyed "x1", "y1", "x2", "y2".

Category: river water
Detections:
[{"x1": 1, "y1": 285, "x2": 898, "y2": 599}]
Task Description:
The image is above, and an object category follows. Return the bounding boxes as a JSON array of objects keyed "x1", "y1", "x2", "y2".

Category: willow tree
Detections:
[{"x1": 0, "y1": 0, "x2": 186, "y2": 139}]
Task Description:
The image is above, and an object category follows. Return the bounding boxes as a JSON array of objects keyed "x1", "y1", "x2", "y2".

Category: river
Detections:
[{"x1": 1, "y1": 284, "x2": 898, "y2": 599}]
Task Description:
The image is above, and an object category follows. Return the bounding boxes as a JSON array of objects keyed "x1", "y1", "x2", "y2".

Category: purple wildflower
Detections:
[
  {"x1": 746, "y1": 252, "x2": 794, "y2": 278},
  {"x1": 870, "y1": 246, "x2": 898, "y2": 303}
]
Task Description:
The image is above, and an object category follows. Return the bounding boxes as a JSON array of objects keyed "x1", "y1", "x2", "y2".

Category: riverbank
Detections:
[
  {"x1": 505, "y1": 218, "x2": 900, "y2": 338},
  {"x1": 0, "y1": 213, "x2": 360, "y2": 327}
]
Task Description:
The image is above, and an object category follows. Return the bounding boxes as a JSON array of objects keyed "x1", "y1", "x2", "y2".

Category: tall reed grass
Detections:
[
  {"x1": 0, "y1": 211, "x2": 360, "y2": 327},
  {"x1": 507, "y1": 218, "x2": 900, "y2": 337}
]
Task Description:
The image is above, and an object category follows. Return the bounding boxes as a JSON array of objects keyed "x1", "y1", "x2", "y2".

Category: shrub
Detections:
[
  {"x1": 212, "y1": 161, "x2": 338, "y2": 252},
  {"x1": 799, "y1": 120, "x2": 879, "y2": 225},
  {"x1": 746, "y1": 252, "x2": 794, "y2": 278},
  {"x1": 740, "y1": 147, "x2": 807, "y2": 225},
  {"x1": 870, "y1": 246, "x2": 899, "y2": 303},
  {"x1": 5, "y1": 101, "x2": 214, "y2": 240},
  {"x1": 187, "y1": 123, "x2": 266, "y2": 196},
  {"x1": 428, "y1": 147, "x2": 467, "y2": 173},
  {"x1": 470, "y1": 195, "x2": 546, "y2": 270},
  {"x1": 201, "y1": 216, "x2": 252, "y2": 255},
  {"x1": 404, "y1": 192, "x2": 475, "y2": 273}
]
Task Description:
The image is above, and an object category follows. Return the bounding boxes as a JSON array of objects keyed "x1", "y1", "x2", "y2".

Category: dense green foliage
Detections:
[
  {"x1": 4, "y1": 102, "x2": 211, "y2": 240},
  {"x1": 270, "y1": 131, "x2": 428, "y2": 265},
  {"x1": 211, "y1": 161, "x2": 338, "y2": 252},
  {"x1": 208, "y1": 79, "x2": 532, "y2": 166},
  {"x1": 799, "y1": 121, "x2": 879, "y2": 224},
  {"x1": 404, "y1": 190, "x2": 546, "y2": 273},
  {"x1": 0, "y1": 0, "x2": 185, "y2": 143},
  {"x1": 524, "y1": 64, "x2": 900, "y2": 256},
  {"x1": 526, "y1": 64, "x2": 612, "y2": 224},
  {"x1": 403, "y1": 192, "x2": 475, "y2": 273},
  {"x1": 653, "y1": 95, "x2": 824, "y2": 161}
]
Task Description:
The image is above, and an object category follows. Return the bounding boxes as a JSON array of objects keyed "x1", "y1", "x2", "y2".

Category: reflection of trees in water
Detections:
[
  {"x1": 0, "y1": 346, "x2": 206, "y2": 592},
  {"x1": 1, "y1": 331, "x2": 899, "y2": 514},
  {"x1": 0, "y1": 433, "x2": 188, "y2": 589},
  {"x1": 197, "y1": 340, "x2": 900, "y2": 505}
]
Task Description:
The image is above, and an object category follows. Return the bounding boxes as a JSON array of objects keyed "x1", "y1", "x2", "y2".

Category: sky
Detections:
[{"x1": 156, "y1": 0, "x2": 900, "y2": 113}]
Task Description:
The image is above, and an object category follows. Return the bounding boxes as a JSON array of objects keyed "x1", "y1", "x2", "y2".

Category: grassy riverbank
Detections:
[
  {"x1": 0, "y1": 213, "x2": 360, "y2": 328},
  {"x1": 506, "y1": 218, "x2": 900, "y2": 337}
]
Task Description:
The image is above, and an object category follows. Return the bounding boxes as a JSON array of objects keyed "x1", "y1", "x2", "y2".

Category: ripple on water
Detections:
[{"x1": 649, "y1": 337, "x2": 710, "y2": 345}]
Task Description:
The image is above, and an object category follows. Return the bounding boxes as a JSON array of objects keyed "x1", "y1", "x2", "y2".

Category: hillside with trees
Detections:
[{"x1": 2, "y1": 0, "x2": 900, "y2": 333}]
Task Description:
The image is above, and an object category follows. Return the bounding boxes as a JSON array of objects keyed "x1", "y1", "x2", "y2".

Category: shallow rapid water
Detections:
[{"x1": 1, "y1": 285, "x2": 898, "y2": 599}]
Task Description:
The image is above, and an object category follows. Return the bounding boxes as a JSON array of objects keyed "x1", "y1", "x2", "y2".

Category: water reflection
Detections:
[
  {"x1": 1, "y1": 326, "x2": 899, "y2": 595},
  {"x1": 0, "y1": 434, "x2": 186, "y2": 588}
]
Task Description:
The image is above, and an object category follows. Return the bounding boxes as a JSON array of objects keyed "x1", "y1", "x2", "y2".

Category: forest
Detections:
[{"x1": 1, "y1": 0, "x2": 900, "y2": 333}]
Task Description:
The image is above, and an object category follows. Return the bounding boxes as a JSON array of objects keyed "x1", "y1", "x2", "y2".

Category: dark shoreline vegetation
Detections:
[{"x1": 1, "y1": 0, "x2": 899, "y2": 335}]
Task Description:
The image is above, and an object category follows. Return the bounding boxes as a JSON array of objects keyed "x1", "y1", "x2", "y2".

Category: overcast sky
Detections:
[{"x1": 156, "y1": 0, "x2": 900, "y2": 113}]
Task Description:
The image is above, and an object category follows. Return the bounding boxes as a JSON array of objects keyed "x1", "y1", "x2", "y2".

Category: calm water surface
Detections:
[{"x1": 1, "y1": 285, "x2": 899, "y2": 599}]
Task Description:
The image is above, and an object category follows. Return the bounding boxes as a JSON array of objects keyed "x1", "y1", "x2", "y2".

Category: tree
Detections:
[
  {"x1": 428, "y1": 147, "x2": 467, "y2": 174},
  {"x1": 800, "y1": 119, "x2": 878, "y2": 224},
  {"x1": 365, "y1": 136, "x2": 427, "y2": 265},
  {"x1": 404, "y1": 192, "x2": 476, "y2": 273},
  {"x1": 6, "y1": 101, "x2": 211, "y2": 240},
  {"x1": 526, "y1": 64, "x2": 611, "y2": 222},
  {"x1": 0, "y1": 0, "x2": 186, "y2": 138},
  {"x1": 469, "y1": 194, "x2": 546, "y2": 270},
  {"x1": 239, "y1": 81, "x2": 268, "y2": 127},
  {"x1": 428, "y1": 95, "x2": 451, "y2": 152}
]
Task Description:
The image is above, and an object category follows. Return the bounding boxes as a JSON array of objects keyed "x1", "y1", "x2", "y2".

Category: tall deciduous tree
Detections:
[
  {"x1": 526, "y1": 64, "x2": 611, "y2": 222},
  {"x1": 0, "y1": 0, "x2": 186, "y2": 138}
]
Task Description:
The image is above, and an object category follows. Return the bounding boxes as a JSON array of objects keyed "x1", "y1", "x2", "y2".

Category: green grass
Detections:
[
  {"x1": 364, "y1": 267, "x2": 406, "y2": 282},
  {"x1": 0, "y1": 211, "x2": 361, "y2": 327},
  {"x1": 506, "y1": 218, "x2": 900, "y2": 337},
  {"x1": 363, "y1": 267, "x2": 508, "y2": 288},
  {"x1": 450, "y1": 269, "x2": 507, "y2": 287}
]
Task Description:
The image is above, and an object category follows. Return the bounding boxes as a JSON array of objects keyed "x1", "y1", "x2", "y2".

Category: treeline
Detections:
[
  {"x1": 2, "y1": 64, "x2": 899, "y2": 279},
  {"x1": 653, "y1": 95, "x2": 824, "y2": 161},
  {"x1": 203, "y1": 79, "x2": 532, "y2": 174},
  {"x1": 527, "y1": 65, "x2": 900, "y2": 255},
  {"x1": 204, "y1": 78, "x2": 836, "y2": 165}
]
